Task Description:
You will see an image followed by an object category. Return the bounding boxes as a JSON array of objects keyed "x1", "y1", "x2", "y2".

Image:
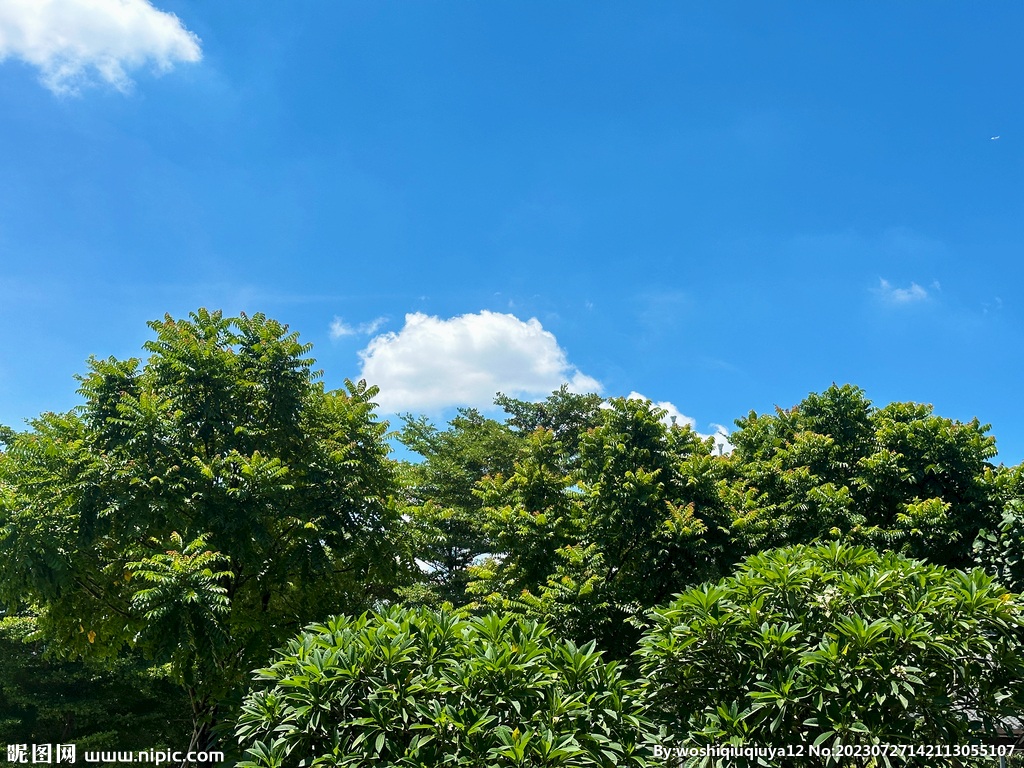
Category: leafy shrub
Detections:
[
  {"x1": 974, "y1": 500, "x2": 1024, "y2": 594},
  {"x1": 235, "y1": 606, "x2": 652, "y2": 767},
  {"x1": 636, "y1": 542, "x2": 1024, "y2": 767}
]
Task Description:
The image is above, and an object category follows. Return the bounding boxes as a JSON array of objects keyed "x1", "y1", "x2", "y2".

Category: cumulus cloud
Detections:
[
  {"x1": 877, "y1": 279, "x2": 928, "y2": 304},
  {"x1": 330, "y1": 316, "x2": 388, "y2": 339},
  {"x1": 0, "y1": 0, "x2": 202, "y2": 95},
  {"x1": 358, "y1": 311, "x2": 601, "y2": 413},
  {"x1": 624, "y1": 392, "x2": 734, "y2": 454}
]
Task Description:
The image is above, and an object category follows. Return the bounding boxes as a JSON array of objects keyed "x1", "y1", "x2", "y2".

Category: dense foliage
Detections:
[
  {"x1": 397, "y1": 408, "x2": 523, "y2": 605},
  {"x1": 468, "y1": 397, "x2": 732, "y2": 656},
  {"x1": 0, "y1": 613, "x2": 191, "y2": 749},
  {"x1": 0, "y1": 311, "x2": 409, "y2": 754},
  {"x1": 235, "y1": 607, "x2": 652, "y2": 767},
  {"x1": 974, "y1": 469, "x2": 1024, "y2": 594},
  {"x1": 728, "y1": 385, "x2": 1001, "y2": 567},
  {"x1": 1, "y1": 310, "x2": 1022, "y2": 761},
  {"x1": 637, "y1": 542, "x2": 1024, "y2": 766}
]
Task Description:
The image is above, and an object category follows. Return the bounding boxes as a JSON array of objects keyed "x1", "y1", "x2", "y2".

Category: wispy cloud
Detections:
[
  {"x1": 329, "y1": 316, "x2": 388, "y2": 339},
  {"x1": 357, "y1": 310, "x2": 600, "y2": 413},
  {"x1": 877, "y1": 279, "x2": 928, "y2": 304},
  {"x1": 0, "y1": 0, "x2": 201, "y2": 95},
  {"x1": 983, "y1": 297, "x2": 1003, "y2": 315}
]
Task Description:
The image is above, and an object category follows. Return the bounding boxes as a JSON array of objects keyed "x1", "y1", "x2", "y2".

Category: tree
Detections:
[
  {"x1": 471, "y1": 397, "x2": 734, "y2": 657},
  {"x1": 395, "y1": 389, "x2": 606, "y2": 608},
  {"x1": 0, "y1": 310, "x2": 408, "y2": 759},
  {"x1": 472, "y1": 429, "x2": 585, "y2": 599},
  {"x1": 494, "y1": 386, "x2": 605, "y2": 471},
  {"x1": 234, "y1": 606, "x2": 653, "y2": 767},
  {"x1": 396, "y1": 408, "x2": 522, "y2": 605},
  {"x1": 637, "y1": 542, "x2": 1024, "y2": 767},
  {"x1": 576, "y1": 397, "x2": 731, "y2": 601},
  {"x1": 728, "y1": 384, "x2": 1001, "y2": 567},
  {"x1": 974, "y1": 506, "x2": 1024, "y2": 596},
  {"x1": 974, "y1": 466, "x2": 1024, "y2": 594}
]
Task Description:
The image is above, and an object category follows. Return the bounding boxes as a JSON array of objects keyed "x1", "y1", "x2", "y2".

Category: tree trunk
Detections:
[{"x1": 180, "y1": 697, "x2": 221, "y2": 768}]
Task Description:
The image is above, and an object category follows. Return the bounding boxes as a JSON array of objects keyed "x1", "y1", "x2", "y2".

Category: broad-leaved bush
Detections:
[
  {"x1": 637, "y1": 542, "x2": 1024, "y2": 767},
  {"x1": 235, "y1": 607, "x2": 653, "y2": 767}
]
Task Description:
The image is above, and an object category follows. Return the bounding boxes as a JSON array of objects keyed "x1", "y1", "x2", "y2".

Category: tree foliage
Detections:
[
  {"x1": 396, "y1": 389, "x2": 607, "y2": 608},
  {"x1": 974, "y1": 501, "x2": 1024, "y2": 595},
  {"x1": 397, "y1": 408, "x2": 522, "y2": 605},
  {"x1": 3, "y1": 307, "x2": 1023, "y2": 760},
  {"x1": 0, "y1": 310, "x2": 407, "y2": 753},
  {"x1": 728, "y1": 384, "x2": 1001, "y2": 567},
  {"x1": 470, "y1": 396, "x2": 734, "y2": 657},
  {"x1": 494, "y1": 386, "x2": 605, "y2": 472},
  {"x1": 0, "y1": 611, "x2": 192, "y2": 749}
]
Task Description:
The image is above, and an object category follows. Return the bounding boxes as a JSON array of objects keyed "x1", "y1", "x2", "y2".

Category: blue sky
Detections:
[{"x1": 1, "y1": 2, "x2": 1022, "y2": 461}]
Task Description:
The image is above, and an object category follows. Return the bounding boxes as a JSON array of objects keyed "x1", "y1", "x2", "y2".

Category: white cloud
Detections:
[
  {"x1": 0, "y1": 0, "x2": 201, "y2": 95},
  {"x1": 877, "y1": 279, "x2": 928, "y2": 304},
  {"x1": 626, "y1": 392, "x2": 697, "y2": 430},
  {"x1": 330, "y1": 316, "x2": 388, "y2": 339},
  {"x1": 357, "y1": 310, "x2": 601, "y2": 413},
  {"x1": 623, "y1": 392, "x2": 734, "y2": 454}
]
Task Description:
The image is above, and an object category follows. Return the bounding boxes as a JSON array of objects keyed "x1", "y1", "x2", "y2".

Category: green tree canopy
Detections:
[
  {"x1": 470, "y1": 396, "x2": 733, "y2": 657},
  {"x1": 0, "y1": 611, "x2": 192, "y2": 750},
  {"x1": 0, "y1": 310, "x2": 408, "y2": 755},
  {"x1": 494, "y1": 386, "x2": 605, "y2": 471},
  {"x1": 397, "y1": 408, "x2": 522, "y2": 604},
  {"x1": 974, "y1": 489, "x2": 1024, "y2": 595},
  {"x1": 729, "y1": 384, "x2": 1001, "y2": 567},
  {"x1": 396, "y1": 388, "x2": 607, "y2": 608}
]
